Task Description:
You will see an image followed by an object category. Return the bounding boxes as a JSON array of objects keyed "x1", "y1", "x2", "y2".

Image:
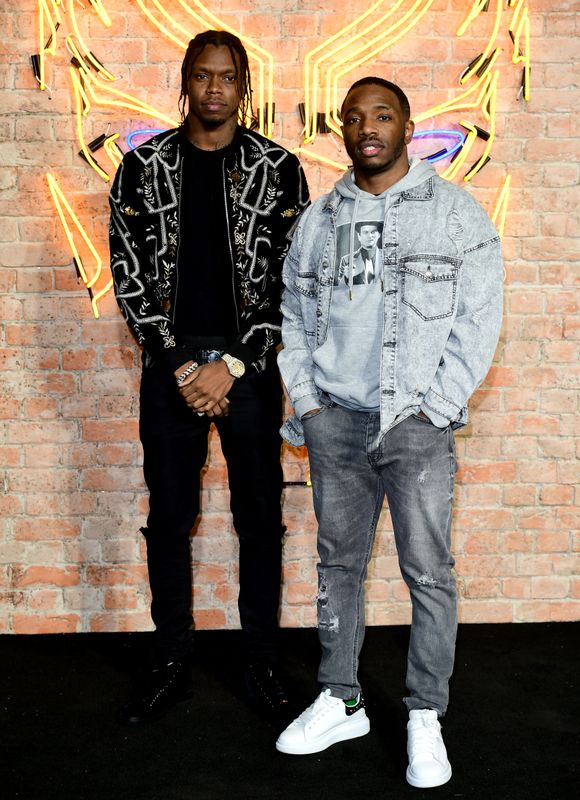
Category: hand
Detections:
[
  {"x1": 174, "y1": 360, "x2": 197, "y2": 385},
  {"x1": 178, "y1": 360, "x2": 234, "y2": 414},
  {"x1": 205, "y1": 397, "x2": 230, "y2": 418}
]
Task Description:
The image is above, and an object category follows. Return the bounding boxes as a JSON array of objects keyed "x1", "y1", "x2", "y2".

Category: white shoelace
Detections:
[
  {"x1": 296, "y1": 690, "x2": 338, "y2": 725},
  {"x1": 409, "y1": 716, "x2": 441, "y2": 760}
]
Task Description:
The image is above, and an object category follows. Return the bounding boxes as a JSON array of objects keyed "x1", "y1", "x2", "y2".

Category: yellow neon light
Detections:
[
  {"x1": 90, "y1": 279, "x2": 115, "y2": 317},
  {"x1": 457, "y1": 0, "x2": 491, "y2": 38},
  {"x1": 437, "y1": 69, "x2": 499, "y2": 183},
  {"x1": 38, "y1": 0, "x2": 61, "y2": 91},
  {"x1": 303, "y1": 0, "x2": 406, "y2": 142},
  {"x1": 78, "y1": 66, "x2": 179, "y2": 128},
  {"x1": 74, "y1": 61, "x2": 92, "y2": 115},
  {"x1": 68, "y1": 0, "x2": 116, "y2": 81},
  {"x1": 70, "y1": 31, "x2": 175, "y2": 128},
  {"x1": 103, "y1": 134, "x2": 124, "y2": 170},
  {"x1": 510, "y1": 4, "x2": 531, "y2": 101},
  {"x1": 46, "y1": 172, "x2": 112, "y2": 318},
  {"x1": 413, "y1": 55, "x2": 499, "y2": 124},
  {"x1": 134, "y1": 0, "x2": 188, "y2": 50},
  {"x1": 88, "y1": 0, "x2": 112, "y2": 28},
  {"x1": 135, "y1": 0, "x2": 274, "y2": 136},
  {"x1": 291, "y1": 147, "x2": 348, "y2": 173},
  {"x1": 441, "y1": 125, "x2": 477, "y2": 182},
  {"x1": 66, "y1": 35, "x2": 93, "y2": 75},
  {"x1": 70, "y1": 67, "x2": 111, "y2": 182},
  {"x1": 509, "y1": 0, "x2": 526, "y2": 32},
  {"x1": 492, "y1": 173, "x2": 511, "y2": 238},
  {"x1": 462, "y1": 71, "x2": 498, "y2": 181},
  {"x1": 458, "y1": 0, "x2": 503, "y2": 85},
  {"x1": 326, "y1": 0, "x2": 436, "y2": 136}
]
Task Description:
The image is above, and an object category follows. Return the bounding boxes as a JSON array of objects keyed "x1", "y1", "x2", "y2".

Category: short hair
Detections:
[
  {"x1": 178, "y1": 30, "x2": 255, "y2": 125},
  {"x1": 341, "y1": 77, "x2": 411, "y2": 120}
]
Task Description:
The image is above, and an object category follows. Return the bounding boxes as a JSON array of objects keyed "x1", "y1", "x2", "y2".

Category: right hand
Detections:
[{"x1": 175, "y1": 361, "x2": 231, "y2": 417}]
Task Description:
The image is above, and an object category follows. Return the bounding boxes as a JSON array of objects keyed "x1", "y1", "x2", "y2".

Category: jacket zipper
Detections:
[
  {"x1": 171, "y1": 159, "x2": 185, "y2": 325},
  {"x1": 222, "y1": 160, "x2": 240, "y2": 333}
]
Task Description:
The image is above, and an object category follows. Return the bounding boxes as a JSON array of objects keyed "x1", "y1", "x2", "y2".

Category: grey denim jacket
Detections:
[{"x1": 278, "y1": 162, "x2": 503, "y2": 446}]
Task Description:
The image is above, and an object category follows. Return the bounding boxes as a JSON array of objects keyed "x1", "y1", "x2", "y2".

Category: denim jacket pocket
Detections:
[{"x1": 400, "y1": 256, "x2": 460, "y2": 321}]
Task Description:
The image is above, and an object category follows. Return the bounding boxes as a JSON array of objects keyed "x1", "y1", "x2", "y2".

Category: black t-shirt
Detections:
[{"x1": 173, "y1": 139, "x2": 238, "y2": 339}]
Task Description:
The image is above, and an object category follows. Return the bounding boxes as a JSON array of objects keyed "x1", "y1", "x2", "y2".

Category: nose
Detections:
[
  {"x1": 358, "y1": 116, "x2": 377, "y2": 137},
  {"x1": 206, "y1": 75, "x2": 221, "y2": 94}
]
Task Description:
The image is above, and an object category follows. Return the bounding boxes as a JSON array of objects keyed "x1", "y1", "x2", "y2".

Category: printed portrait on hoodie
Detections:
[{"x1": 335, "y1": 220, "x2": 384, "y2": 286}]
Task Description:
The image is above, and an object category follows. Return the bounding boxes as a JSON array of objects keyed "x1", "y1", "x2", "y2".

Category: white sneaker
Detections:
[
  {"x1": 406, "y1": 709, "x2": 452, "y2": 788},
  {"x1": 275, "y1": 688, "x2": 370, "y2": 755}
]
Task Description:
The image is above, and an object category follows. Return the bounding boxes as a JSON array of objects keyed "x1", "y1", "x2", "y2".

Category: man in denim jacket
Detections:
[{"x1": 276, "y1": 78, "x2": 502, "y2": 789}]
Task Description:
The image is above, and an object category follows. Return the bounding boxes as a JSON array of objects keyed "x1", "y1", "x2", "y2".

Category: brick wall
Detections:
[{"x1": 1, "y1": 0, "x2": 578, "y2": 634}]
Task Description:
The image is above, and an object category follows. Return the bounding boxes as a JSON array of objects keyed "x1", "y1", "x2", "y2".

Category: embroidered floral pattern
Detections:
[{"x1": 110, "y1": 128, "x2": 308, "y2": 363}]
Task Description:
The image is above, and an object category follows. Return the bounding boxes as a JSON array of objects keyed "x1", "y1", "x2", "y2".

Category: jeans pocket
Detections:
[
  {"x1": 302, "y1": 405, "x2": 329, "y2": 423},
  {"x1": 411, "y1": 412, "x2": 434, "y2": 425}
]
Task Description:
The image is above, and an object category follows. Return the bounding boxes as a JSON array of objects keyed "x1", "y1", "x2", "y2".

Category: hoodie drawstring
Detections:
[{"x1": 347, "y1": 193, "x2": 361, "y2": 301}]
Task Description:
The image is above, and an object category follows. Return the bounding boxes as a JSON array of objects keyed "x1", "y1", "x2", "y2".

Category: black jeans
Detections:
[{"x1": 139, "y1": 357, "x2": 284, "y2": 665}]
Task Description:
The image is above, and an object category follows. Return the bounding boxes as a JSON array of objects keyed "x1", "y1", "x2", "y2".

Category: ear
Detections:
[{"x1": 404, "y1": 119, "x2": 415, "y2": 145}]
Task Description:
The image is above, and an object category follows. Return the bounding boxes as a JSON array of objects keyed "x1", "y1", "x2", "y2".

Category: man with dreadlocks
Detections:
[{"x1": 109, "y1": 30, "x2": 309, "y2": 725}]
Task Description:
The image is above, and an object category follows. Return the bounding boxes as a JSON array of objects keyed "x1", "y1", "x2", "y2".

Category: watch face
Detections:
[{"x1": 223, "y1": 355, "x2": 245, "y2": 378}]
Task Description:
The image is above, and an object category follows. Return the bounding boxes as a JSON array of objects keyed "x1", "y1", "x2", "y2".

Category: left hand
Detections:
[{"x1": 178, "y1": 360, "x2": 234, "y2": 415}]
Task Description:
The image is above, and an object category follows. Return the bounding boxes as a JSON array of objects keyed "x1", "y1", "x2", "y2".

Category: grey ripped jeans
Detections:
[{"x1": 303, "y1": 403, "x2": 458, "y2": 716}]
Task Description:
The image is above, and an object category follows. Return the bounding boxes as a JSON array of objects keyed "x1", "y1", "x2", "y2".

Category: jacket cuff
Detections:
[
  {"x1": 420, "y1": 405, "x2": 452, "y2": 429},
  {"x1": 281, "y1": 415, "x2": 305, "y2": 447},
  {"x1": 226, "y1": 341, "x2": 261, "y2": 370},
  {"x1": 294, "y1": 394, "x2": 322, "y2": 420},
  {"x1": 422, "y1": 387, "x2": 463, "y2": 427}
]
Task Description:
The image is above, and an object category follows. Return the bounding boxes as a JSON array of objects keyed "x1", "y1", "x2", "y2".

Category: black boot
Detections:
[
  {"x1": 243, "y1": 662, "x2": 294, "y2": 722},
  {"x1": 117, "y1": 657, "x2": 193, "y2": 725}
]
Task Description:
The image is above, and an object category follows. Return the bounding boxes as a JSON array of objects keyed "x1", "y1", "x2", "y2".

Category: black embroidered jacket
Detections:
[{"x1": 109, "y1": 126, "x2": 309, "y2": 372}]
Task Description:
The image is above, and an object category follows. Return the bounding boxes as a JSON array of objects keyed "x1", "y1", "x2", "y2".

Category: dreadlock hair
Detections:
[
  {"x1": 341, "y1": 77, "x2": 411, "y2": 120},
  {"x1": 178, "y1": 30, "x2": 255, "y2": 126}
]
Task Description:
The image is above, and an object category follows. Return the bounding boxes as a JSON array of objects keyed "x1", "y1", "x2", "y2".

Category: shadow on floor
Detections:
[{"x1": 1, "y1": 623, "x2": 578, "y2": 800}]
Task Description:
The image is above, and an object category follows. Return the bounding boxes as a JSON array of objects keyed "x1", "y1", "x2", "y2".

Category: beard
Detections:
[{"x1": 349, "y1": 128, "x2": 407, "y2": 174}]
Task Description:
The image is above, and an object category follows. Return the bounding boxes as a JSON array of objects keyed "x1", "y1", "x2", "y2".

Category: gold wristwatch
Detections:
[{"x1": 221, "y1": 353, "x2": 245, "y2": 378}]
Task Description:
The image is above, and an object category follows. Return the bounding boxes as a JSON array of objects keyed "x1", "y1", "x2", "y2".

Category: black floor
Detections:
[{"x1": 2, "y1": 623, "x2": 578, "y2": 800}]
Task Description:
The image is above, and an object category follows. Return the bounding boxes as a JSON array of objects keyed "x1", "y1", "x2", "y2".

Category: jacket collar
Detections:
[{"x1": 399, "y1": 178, "x2": 435, "y2": 201}]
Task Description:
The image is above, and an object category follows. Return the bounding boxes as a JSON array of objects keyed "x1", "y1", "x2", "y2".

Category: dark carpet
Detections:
[{"x1": 1, "y1": 623, "x2": 578, "y2": 800}]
